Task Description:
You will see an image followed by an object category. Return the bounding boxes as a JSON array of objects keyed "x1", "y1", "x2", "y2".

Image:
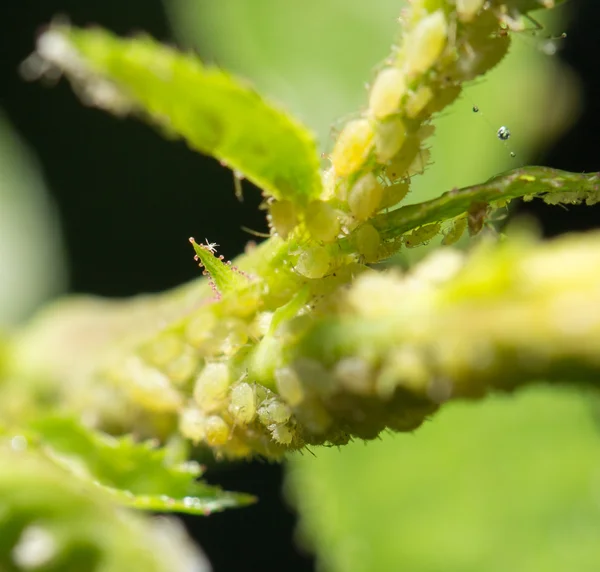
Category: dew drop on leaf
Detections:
[{"x1": 497, "y1": 125, "x2": 511, "y2": 140}]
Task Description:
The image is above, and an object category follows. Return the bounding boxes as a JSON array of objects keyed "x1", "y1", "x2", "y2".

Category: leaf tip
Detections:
[{"x1": 189, "y1": 237, "x2": 250, "y2": 295}]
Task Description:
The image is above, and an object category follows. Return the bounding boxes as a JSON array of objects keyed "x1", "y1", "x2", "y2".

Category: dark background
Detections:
[{"x1": 0, "y1": 1, "x2": 598, "y2": 570}]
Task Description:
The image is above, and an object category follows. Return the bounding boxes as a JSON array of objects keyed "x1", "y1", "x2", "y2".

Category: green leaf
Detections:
[
  {"x1": 370, "y1": 167, "x2": 600, "y2": 241},
  {"x1": 190, "y1": 237, "x2": 249, "y2": 295},
  {"x1": 0, "y1": 443, "x2": 211, "y2": 572},
  {"x1": 288, "y1": 386, "x2": 600, "y2": 572},
  {"x1": 166, "y1": 0, "x2": 403, "y2": 143},
  {"x1": 30, "y1": 416, "x2": 255, "y2": 515},
  {"x1": 36, "y1": 25, "x2": 322, "y2": 204}
]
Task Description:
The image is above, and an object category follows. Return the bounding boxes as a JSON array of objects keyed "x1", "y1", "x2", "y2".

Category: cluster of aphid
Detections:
[
  {"x1": 525, "y1": 189, "x2": 600, "y2": 206},
  {"x1": 101, "y1": 234, "x2": 443, "y2": 458},
  {"x1": 105, "y1": 278, "x2": 293, "y2": 457},
  {"x1": 98, "y1": 0, "x2": 563, "y2": 459},
  {"x1": 98, "y1": 237, "x2": 343, "y2": 457},
  {"x1": 266, "y1": 0, "x2": 560, "y2": 271}
]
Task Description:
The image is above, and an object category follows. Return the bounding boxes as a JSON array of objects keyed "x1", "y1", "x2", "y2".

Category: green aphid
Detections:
[{"x1": 404, "y1": 222, "x2": 441, "y2": 248}]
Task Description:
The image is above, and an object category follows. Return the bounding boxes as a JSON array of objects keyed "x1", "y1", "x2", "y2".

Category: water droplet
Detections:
[
  {"x1": 510, "y1": 151, "x2": 516, "y2": 158},
  {"x1": 497, "y1": 126, "x2": 511, "y2": 141},
  {"x1": 472, "y1": 105, "x2": 479, "y2": 113}
]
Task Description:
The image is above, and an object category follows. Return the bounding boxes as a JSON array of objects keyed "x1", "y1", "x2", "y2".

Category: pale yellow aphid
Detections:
[
  {"x1": 179, "y1": 407, "x2": 206, "y2": 443},
  {"x1": 385, "y1": 137, "x2": 420, "y2": 180},
  {"x1": 295, "y1": 245, "x2": 331, "y2": 279},
  {"x1": 143, "y1": 333, "x2": 183, "y2": 368},
  {"x1": 456, "y1": 0, "x2": 485, "y2": 22},
  {"x1": 376, "y1": 347, "x2": 430, "y2": 399},
  {"x1": 113, "y1": 356, "x2": 182, "y2": 412},
  {"x1": 204, "y1": 415, "x2": 230, "y2": 446},
  {"x1": 268, "y1": 423, "x2": 294, "y2": 445},
  {"x1": 375, "y1": 117, "x2": 407, "y2": 164},
  {"x1": 248, "y1": 311, "x2": 273, "y2": 339},
  {"x1": 257, "y1": 398, "x2": 292, "y2": 426},
  {"x1": 406, "y1": 148, "x2": 431, "y2": 177},
  {"x1": 268, "y1": 199, "x2": 299, "y2": 239},
  {"x1": 369, "y1": 67, "x2": 407, "y2": 119},
  {"x1": 217, "y1": 321, "x2": 250, "y2": 357},
  {"x1": 330, "y1": 118, "x2": 375, "y2": 177},
  {"x1": 185, "y1": 310, "x2": 217, "y2": 348},
  {"x1": 442, "y1": 216, "x2": 468, "y2": 246},
  {"x1": 304, "y1": 200, "x2": 341, "y2": 243},
  {"x1": 404, "y1": 11, "x2": 448, "y2": 77},
  {"x1": 426, "y1": 84, "x2": 462, "y2": 115},
  {"x1": 294, "y1": 398, "x2": 332, "y2": 434},
  {"x1": 228, "y1": 382, "x2": 257, "y2": 424},
  {"x1": 275, "y1": 367, "x2": 304, "y2": 406},
  {"x1": 405, "y1": 86, "x2": 434, "y2": 119},
  {"x1": 380, "y1": 180, "x2": 410, "y2": 210},
  {"x1": 163, "y1": 345, "x2": 199, "y2": 385},
  {"x1": 334, "y1": 357, "x2": 373, "y2": 395},
  {"x1": 347, "y1": 173, "x2": 383, "y2": 220},
  {"x1": 404, "y1": 222, "x2": 441, "y2": 247},
  {"x1": 193, "y1": 362, "x2": 231, "y2": 413},
  {"x1": 418, "y1": 123, "x2": 436, "y2": 141},
  {"x1": 355, "y1": 224, "x2": 381, "y2": 263}
]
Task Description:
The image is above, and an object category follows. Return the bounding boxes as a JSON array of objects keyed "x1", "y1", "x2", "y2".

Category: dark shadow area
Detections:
[{"x1": 513, "y1": 0, "x2": 600, "y2": 234}]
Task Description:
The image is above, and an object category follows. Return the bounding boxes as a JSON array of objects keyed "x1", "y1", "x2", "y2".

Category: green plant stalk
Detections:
[
  {"x1": 277, "y1": 230, "x2": 600, "y2": 440},
  {"x1": 3, "y1": 0, "x2": 591, "y2": 462}
]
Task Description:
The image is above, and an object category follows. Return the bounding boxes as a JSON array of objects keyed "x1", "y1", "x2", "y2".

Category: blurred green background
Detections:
[
  {"x1": 0, "y1": 111, "x2": 65, "y2": 327},
  {"x1": 2, "y1": 0, "x2": 600, "y2": 570},
  {"x1": 165, "y1": 1, "x2": 600, "y2": 571}
]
